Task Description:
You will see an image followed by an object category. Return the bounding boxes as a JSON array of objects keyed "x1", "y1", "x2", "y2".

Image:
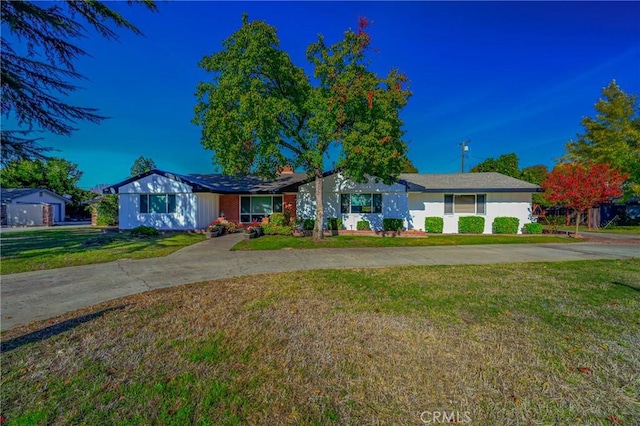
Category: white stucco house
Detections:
[
  {"x1": 297, "y1": 172, "x2": 541, "y2": 233},
  {"x1": 104, "y1": 169, "x2": 307, "y2": 230},
  {"x1": 107, "y1": 169, "x2": 540, "y2": 234},
  {"x1": 1, "y1": 188, "x2": 69, "y2": 226}
]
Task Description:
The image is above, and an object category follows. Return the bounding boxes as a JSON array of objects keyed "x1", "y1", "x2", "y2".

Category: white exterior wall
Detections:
[
  {"x1": 408, "y1": 192, "x2": 533, "y2": 234},
  {"x1": 117, "y1": 173, "x2": 218, "y2": 230},
  {"x1": 196, "y1": 193, "x2": 220, "y2": 229},
  {"x1": 297, "y1": 173, "x2": 410, "y2": 230},
  {"x1": 4, "y1": 204, "x2": 45, "y2": 226},
  {"x1": 8, "y1": 191, "x2": 66, "y2": 222}
]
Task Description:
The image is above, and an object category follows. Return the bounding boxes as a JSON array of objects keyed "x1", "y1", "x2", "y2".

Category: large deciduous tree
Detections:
[
  {"x1": 193, "y1": 15, "x2": 411, "y2": 240},
  {"x1": 541, "y1": 162, "x2": 627, "y2": 236},
  {"x1": 1, "y1": 0, "x2": 157, "y2": 163},
  {"x1": 564, "y1": 80, "x2": 640, "y2": 198}
]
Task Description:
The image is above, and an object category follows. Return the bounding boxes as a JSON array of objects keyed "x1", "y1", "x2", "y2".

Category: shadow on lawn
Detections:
[
  {"x1": 1, "y1": 305, "x2": 127, "y2": 352},
  {"x1": 612, "y1": 281, "x2": 640, "y2": 293}
]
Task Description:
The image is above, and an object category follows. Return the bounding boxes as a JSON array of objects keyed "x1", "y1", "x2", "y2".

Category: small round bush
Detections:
[
  {"x1": 492, "y1": 217, "x2": 520, "y2": 234},
  {"x1": 302, "y1": 219, "x2": 315, "y2": 230},
  {"x1": 383, "y1": 218, "x2": 403, "y2": 232},
  {"x1": 130, "y1": 225, "x2": 159, "y2": 237},
  {"x1": 327, "y1": 218, "x2": 343, "y2": 230},
  {"x1": 269, "y1": 213, "x2": 287, "y2": 226},
  {"x1": 523, "y1": 222, "x2": 543, "y2": 234},
  {"x1": 424, "y1": 217, "x2": 444, "y2": 233},
  {"x1": 356, "y1": 220, "x2": 371, "y2": 231}
]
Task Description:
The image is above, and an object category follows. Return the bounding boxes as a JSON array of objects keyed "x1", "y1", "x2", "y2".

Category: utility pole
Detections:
[{"x1": 459, "y1": 139, "x2": 470, "y2": 173}]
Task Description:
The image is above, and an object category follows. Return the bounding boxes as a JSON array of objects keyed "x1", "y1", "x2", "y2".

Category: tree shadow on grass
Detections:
[
  {"x1": 612, "y1": 281, "x2": 640, "y2": 293},
  {"x1": 1, "y1": 305, "x2": 127, "y2": 353}
]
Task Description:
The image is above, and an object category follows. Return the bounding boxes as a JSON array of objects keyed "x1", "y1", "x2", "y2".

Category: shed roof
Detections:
[{"x1": 399, "y1": 172, "x2": 541, "y2": 193}]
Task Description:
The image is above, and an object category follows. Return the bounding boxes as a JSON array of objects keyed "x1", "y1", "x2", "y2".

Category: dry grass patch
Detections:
[{"x1": 2, "y1": 260, "x2": 639, "y2": 425}]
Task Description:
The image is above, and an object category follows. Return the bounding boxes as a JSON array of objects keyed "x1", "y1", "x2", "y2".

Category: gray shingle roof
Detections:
[
  {"x1": 105, "y1": 169, "x2": 309, "y2": 194},
  {"x1": 184, "y1": 172, "x2": 309, "y2": 194},
  {"x1": 1, "y1": 188, "x2": 69, "y2": 202},
  {"x1": 399, "y1": 172, "x2": 541, "y2": 193}
]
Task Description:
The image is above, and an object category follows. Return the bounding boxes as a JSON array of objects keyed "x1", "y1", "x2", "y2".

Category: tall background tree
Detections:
[
  {"x1": 564, "y1": 80, "x2": 640, "y2": 198},
  {"x1": 541, "y1": 162, "x2": 627, "y2": 236},
  {"x1": 193, "y1": 15, "x2": 411, "y2": 240},
  {"x1": 130, "y1": 156, "x2": 157, "y2": 176},
  {"x1": 470, "y1": 152, "x2": 521, "y2": 178},
  {"x1": 1, "y1": 0, "x2": 157, "y2": 163},
  {"x1": 0, "y1": 157, "x2": 89, "y2": 217},
  {"x1": 470, "y1": 153, "x2": 550, "y2": 206}
]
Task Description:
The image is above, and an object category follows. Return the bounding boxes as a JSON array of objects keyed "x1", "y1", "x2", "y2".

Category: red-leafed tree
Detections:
[{"x1": 542, "y1": 163, "x2": 628, "y2": 236}]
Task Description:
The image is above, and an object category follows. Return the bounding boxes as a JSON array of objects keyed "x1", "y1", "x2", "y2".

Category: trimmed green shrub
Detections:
[
  {"x1": 424, "y1": 216, "x2": 444, "y2": 233},
  {"x1": 130, "y1": 225, "x2": 159, "y2": 237},
  {"x1": 356, "y1": 220, "x2": 371, "y2": 231},
  {"x1": 269, "y1": 212, "x2": 287, "y2": 226},
  {"x1": 88, "y1": 194, "x2": 118, "y2": 226},
  {"x1": 492, "y1": 217, "x2": 520, "y2": 234},
  {"x1": 458, "y1": 216, "x2": 485, "y2": 234},
  {"x1": 327, "y1": 217, "x2": 343, "y2": 230},
  {"x1": 383, "y1": 218, "x2": 403, "y2": 232},
  {"x1": 523, "y1": 222, "x2": 543, "y2": 234},
  {"x1": 302, "y1": 219, "x2": 315, "y2": 230},
  {"x1": 262, "y1": 223, "x2": 293, "y2": 235}
]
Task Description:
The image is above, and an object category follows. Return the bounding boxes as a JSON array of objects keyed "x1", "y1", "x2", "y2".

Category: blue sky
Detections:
[{"x1": 5, "y1": 1, "x2": 640, "y2": 189}]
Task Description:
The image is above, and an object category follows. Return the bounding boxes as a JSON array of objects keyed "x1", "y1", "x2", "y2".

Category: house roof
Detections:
[
  {"x1": 399, "y1": 172, "x2": 541, "y2": 193},
  {"x1": 1, "y1": 188, "x2": 70, "y2": 203},
  {"x1": 104, "y1": 169, "x2": 309, "y2": 195}
]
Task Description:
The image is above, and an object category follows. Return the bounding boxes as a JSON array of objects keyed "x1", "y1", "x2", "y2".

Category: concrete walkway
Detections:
[{"x1": 1, "y1": 234, "x2": 638, "y2": 331}]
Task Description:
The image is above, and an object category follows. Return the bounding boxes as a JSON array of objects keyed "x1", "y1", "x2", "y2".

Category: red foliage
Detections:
[
  {"x1": 356, "y1": 16, "x2": 371, "y2": 49},
  {"x1": 357, "y1": 16, "x2": 370, "y2": 30},
  {"x1": 366, "y1": 90, "x2": 374, "y2": 109},
  {"x1": 542, "y1": 163, "x2": 628, "y2": 213}
]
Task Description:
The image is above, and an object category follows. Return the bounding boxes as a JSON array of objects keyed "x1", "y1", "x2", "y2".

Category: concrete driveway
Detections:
[{"x1": 1, "y1": 233, "x2": 638, "y2": 331}]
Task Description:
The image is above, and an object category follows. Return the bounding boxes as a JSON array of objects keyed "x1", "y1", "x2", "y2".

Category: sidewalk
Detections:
[{"x1": 1, "y1": 234, "x2": 638, "y2": 331}]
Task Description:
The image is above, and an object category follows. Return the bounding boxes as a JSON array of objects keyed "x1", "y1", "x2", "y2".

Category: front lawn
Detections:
[
  {"x1": 233, "y1": 233, "x2": 575, "y2": 251},
  {"x1": 550, "y1": 225, "x2": 640, "y2": 234},
  {"x1": 2, "y1": 259, "x2": 638, "y2": 424},
  {"x1": 0, "y1": 228, "x2": 205, "y2": 274}
]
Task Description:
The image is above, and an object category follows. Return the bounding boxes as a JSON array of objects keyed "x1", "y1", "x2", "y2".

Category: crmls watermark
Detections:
[{"x1": 420, "y1": 410, "x2": 472, "y2": 424}]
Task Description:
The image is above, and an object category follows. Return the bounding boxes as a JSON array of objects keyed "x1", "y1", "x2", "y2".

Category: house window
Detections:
[
  {"x1": 140, "y1": 194, "x2": 177, "y2": 214},
  {"x1": 240, "y1": 195, "x2": 283, "y2": 223},
  {"x1": 444, "y1": 194, "x2": 486, "y2": 214},
  {"x1": 340, "y1": 193, "x2": 382, "y2": 214}
]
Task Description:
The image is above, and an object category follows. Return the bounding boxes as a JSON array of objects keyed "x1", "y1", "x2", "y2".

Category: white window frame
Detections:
[
  {"x1": 444, "y1": 194, "x2": 486, "y2": 215},
  {"x1": 340, "y1": 193, "x2": 383, "y2": 214},
  {"x1": 239, "y1": 195, "x2": 283, "y2": 223},
  {"x1": 140, "y1": 194, "x2": 177, "y2": 214}
]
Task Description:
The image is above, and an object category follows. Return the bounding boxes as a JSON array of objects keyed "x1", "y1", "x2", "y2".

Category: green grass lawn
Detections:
[
  {"x1": 233, "y1": 233, "x2": 575, "y2": 251},
  {"x1": 2, "y1": 259, "x2": 638, "y2": 424},
  {"x1": 550, "y1": 225, "x2": 640, "y2": 234},
  {"x1": 0, "y1": 228, "x2": 205, "y2": 274}
]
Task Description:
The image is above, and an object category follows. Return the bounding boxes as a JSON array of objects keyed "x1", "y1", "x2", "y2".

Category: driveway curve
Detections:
[{"x1": 1, "y1": 234, "x2": 638, "y2": 331}]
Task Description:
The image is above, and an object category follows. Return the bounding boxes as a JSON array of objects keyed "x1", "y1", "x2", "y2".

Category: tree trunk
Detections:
[
  {"x1": 574, "y1": 209, "x2": 581, "y2": 238},
  {"x1": 313, "y1": 167, "x2": 324, "y2": 241}
]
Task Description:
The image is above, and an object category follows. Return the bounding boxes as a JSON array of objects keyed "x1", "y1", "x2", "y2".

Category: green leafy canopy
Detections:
[
  {"x1": 192, "y1": 14, "x2": 412, "y2": 184},
  {"x1": 564, "y1": 80, "x2": 640, "y2": 198}
]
